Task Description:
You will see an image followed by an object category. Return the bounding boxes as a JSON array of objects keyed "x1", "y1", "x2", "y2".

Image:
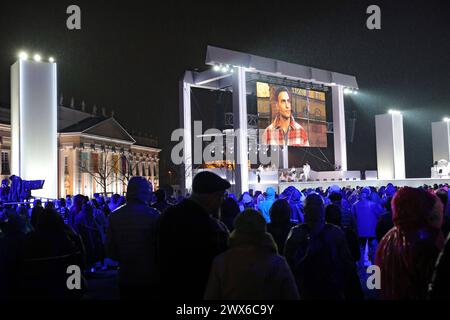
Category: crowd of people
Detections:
[{"x1": 1, "y1": 172, "x2": 450, "y2": 300}]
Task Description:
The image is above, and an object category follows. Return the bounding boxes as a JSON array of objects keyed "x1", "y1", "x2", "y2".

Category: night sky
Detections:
[{"x1": 1, "y1": 0, "x2": 450, "y2": 184}]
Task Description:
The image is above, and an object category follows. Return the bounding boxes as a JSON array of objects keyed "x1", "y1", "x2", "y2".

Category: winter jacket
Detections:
[
  {"x1": 204, "y1": 231, "x2": 299, "y2": 300},
  {"x1": 429, "y1": 233, "x2": 450, "y2": 299},
  {"x1": 258, "y1": 188, "x2": 276, "y2": 223},
  {"x1": 352, "y1": 199, "x2": 382, "y2": 238},
  {"x1": 284, "y1": 223, "x2": 363, "y2": 300},
  {"x1": 107, "y1": 200, "x2": 160, "y2": 286},
  {"x1": 157, "y1": 198, "x2": 229, "y2": 300}
]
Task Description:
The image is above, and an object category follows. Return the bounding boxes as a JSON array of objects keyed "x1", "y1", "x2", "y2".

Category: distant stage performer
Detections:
[
  {"x1": 302, "y1": 162, "x2": 311, "y2": 182},
  {"x1": 262, "y1": 86, "x2": 310, "y2": 147}
]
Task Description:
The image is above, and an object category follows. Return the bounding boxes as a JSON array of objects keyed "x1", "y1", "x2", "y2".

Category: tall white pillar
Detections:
[
  {"x1": 332, "y1": 85, "x2": 347, "y2": 171},
  {"x1": 375, "y1": 112, "x2": 406, "y2": 179},
  {"x1": 11, "y1": 59, "x2": 58, "y2": 199},
  {"x1": 180, "y1": 80, "x2": 192, "y2": 194},
  {"x1": 432, "y1": 121, "x2": 450, "y2": 162},
  {"x1": 232, "y1": 67, "x2": 249, "y2": 195},
  {"x1": 282, "y1": 146, "x2": 289, "y2": 169}
]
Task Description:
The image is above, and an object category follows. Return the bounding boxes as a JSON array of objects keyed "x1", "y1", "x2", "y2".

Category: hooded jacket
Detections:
[
  {"x1": 280, "y1": 186, "x2": 305, "y2": 223},
  {"x1": 376, "y1": 187, "x2": 444, "y2": 300},
  {"x1": 258, "y1": 187, "x2": 276, "y2": 223},
  {"x1": 205, "y1": 210, "x2": 299, "y2": 300}
]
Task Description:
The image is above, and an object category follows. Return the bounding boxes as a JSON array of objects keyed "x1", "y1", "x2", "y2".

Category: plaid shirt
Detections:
[{"x1": 262, "y1": 116, "x2": 309, "y2": 146}]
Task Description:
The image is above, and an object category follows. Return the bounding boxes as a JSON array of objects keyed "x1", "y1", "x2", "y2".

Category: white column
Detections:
[
  {"x1": 232, "y1": 67, "x2": 249, "y2": 195},
  {"x1": 155, "y1": 158, "x2": 159, "y2": 189},
  {"x1": 282, "y1": 146, "x2": 289, "y2": 169},
  {"x1": 59, "y1": 149, "x2": 65, "y2": 197},
  {"x1": 73, "y1": 148, "x2": 79, "y2": 195},
  {"x1": 150, "y1": 157, "x2": 155, "y2": 185},
  {"x1": 432, "y1": 121, "x2": 450, "y2": 162},
  {"x1": 375, "y1": 113, "x2": 406, "y2": 179},
  {"x1": 11, "y1": 59, "x2": 58, "y2": 198},
  {"x1": 332, "y1": 85, "x2": 347, "y2": 171},
  {"x1": 180, "y1": 80, "x2": 192, "y2": 194}
]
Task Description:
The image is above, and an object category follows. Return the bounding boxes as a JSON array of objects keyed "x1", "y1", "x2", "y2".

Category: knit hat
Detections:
[
  {"x1": 192, "y1": 171, "x2": 231, "y2": 194},
  {"x1": 234, "y1": 209, "x2": 267, "y2": 235},
  {"x1": 126, "y1": 176, "x2": 153, "y2": 202}
]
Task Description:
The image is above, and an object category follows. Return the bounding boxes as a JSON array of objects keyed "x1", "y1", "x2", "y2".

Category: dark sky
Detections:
[{"x1": 1, "y1": 0, "x2": 450, "y2": 184}]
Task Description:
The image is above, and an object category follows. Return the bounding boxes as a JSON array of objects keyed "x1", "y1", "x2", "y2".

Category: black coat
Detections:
[
  {"x1": 284, "y1": 223, "x2": 363, "y2": 300},
  {"x1": 157, "y1": 198, "x2": 229, "y2": 300},
  {"x1": 107, "y1": 200, "x2": 160, "y2": 286},
  {"x1": 429, "y1": 233, "x2": 450, "y2": 299}
]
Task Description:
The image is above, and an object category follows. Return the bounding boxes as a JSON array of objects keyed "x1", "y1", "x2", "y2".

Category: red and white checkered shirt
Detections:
[{"x1": 262, "y1": 116, "x2": 310, "y2": 146}]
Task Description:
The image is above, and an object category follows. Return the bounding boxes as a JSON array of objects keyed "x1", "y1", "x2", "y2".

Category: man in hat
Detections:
[{"x1": 157, "y1": 171, "x2": 230, "y2": 300}]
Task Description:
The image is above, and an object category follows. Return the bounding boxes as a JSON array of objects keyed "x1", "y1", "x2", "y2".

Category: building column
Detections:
[
  {"x1": 155, "y1": 158, "x2": 159, "y2": 189},
  {"x1": 432, "y1": 120, "x2": 450, "y2": 163},
  {"x1": 73, "y1": 148, "x2": 79, "y2": 195},
  {"x1": 332, "y1": 85, "x2": 347, "y2": 171},
  {"x1": 375, "y1": 112, "x2": 405, "y2": 179},
  {"x1": 150, "y1": 157, "x2": 155, "y2": 186},
  {"x1": 180, "y1": 80, "x2": 192, "y2": 194},
  {"x1": 232, "y1": 66, "x2": 249, "y2": 195}
]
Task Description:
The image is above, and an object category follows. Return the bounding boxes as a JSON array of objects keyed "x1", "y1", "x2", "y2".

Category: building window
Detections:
[
  {"x1": 64, "y1": 156, "x2": 69, "y2": 175},
  {"x1": 1, "y1": 152, "x2": 10, "y2": 175}
]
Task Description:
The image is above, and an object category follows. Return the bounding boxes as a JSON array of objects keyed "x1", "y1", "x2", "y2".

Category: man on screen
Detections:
[{"x1": 262, "y1": 86, "x2": 309, "y2": 146}]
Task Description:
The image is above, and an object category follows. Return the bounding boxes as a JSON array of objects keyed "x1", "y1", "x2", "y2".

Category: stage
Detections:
[
  {"x1": 249, "y1": 177, "x2": 450, "y2": 193},
  {"x1": 195, "y1": 167, "x2": 450, "y2": 194}
]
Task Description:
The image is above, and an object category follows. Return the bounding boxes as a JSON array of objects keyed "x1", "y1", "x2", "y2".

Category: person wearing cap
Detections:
[
  {"x1": 157, "y1": 171, "x2": 230, "y2": 300},
  {"x1": 351, "y1": 186, "x2": 383, "y2": 267},
  {"x1": 106, "y1": 176, "x2": 160, "y2": 299},
  {"x1": 204, "y1": 209, "x2": 299, "y2": 300},
  {"x1": 284, "y1": 194, "x2": 362, "y2": 300}
]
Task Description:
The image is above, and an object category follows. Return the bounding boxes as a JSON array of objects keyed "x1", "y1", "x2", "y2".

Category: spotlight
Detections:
[
  {"x1": 344, "y1": 88, "x2": 351, "y2": 95},
  {"x1": 33, "y1": 54, "x2": 42, "y2": 62},
  {"x1": 49, "y1": 57, "x2": 55, "y2": 63},
  {"x1": 443, "y1": 117, "x2": 450, "y2": 122},
  {"x1": 353, "y1": 90, "x2": 358, "y2": 95},
  {"x1": 221, "y1": 65, "x2": 229, "y2": 73},
  {"x1": 388, "y1": 110, "x2": 401, "y2": 115},
  {"x1": 213, "y1": 65, "x2": 220, "y2": 72},
  {"x1": 18, "y1": 51, "x2": 28, "y2": 60}
]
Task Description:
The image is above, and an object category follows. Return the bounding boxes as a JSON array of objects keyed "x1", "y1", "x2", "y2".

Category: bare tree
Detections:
[
  {"x1": 80, "y1": 150, "x2": 150, "y2": 195},
  {"x1": 115, "y1": 152, "x2": 146, "y2": 185},
  {"x1": 80, "y1": 149, "x2": 119, "y2": 196}
]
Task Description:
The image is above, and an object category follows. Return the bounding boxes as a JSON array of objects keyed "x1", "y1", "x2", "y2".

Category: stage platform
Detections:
[
  {"x1": 194, "y1": 168, "x2": 450, "y2": 194},
  {"x1": 248, "y1": 177, "x2": 450, "y2": 193}
]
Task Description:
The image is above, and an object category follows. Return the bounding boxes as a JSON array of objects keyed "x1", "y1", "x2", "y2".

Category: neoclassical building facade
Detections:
[{"x1": 0, "y1": 104, "x2": 160, "y2": 198}]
